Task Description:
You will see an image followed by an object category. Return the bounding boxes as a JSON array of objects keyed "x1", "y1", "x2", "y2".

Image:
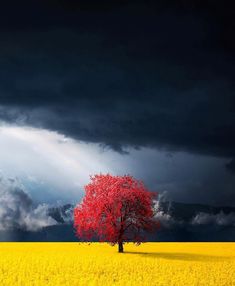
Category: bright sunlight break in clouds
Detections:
[
  {"x1": 0, "y1": 122, "x2": 234, "y2": 206},
  {"x1": 0, "y1": 123, "x2": 112, "y2": 203}
]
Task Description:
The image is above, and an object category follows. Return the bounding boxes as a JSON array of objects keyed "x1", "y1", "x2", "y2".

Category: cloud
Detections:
[
  {"x1": 0, "y1": 1, "x2": 233, "y2": 157},
  {"x1": 1, "y1": 123, "x2": 234, "y2": 206},
  {"x1": 153, "y1": 196, "x2": 235, "y2": 228},
  {"x1": 226, "y1": 159, "x2": 235, "y2": 174},
  {"x1": 48, "y1": 204, "x2": 74, "y2": 224},
  {"x1": 192, "y1": 212, "x2": 235, "y2": 227},
  {"x1": 0, "y1": 124, "x2": 116, "y2": 203},
  {"x1": 153, "y1": 198, "x2": 183, "y2": 228},
  {"x1": 0, "y1": 176, "x2": 57, "y2": 231}
]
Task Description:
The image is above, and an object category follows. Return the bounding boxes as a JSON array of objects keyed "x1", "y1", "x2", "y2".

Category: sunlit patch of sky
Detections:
[{"x1": 0, "y1": 122, "x2": 234, "y2": 206}]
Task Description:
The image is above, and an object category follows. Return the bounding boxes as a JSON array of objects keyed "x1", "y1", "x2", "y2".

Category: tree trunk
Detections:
[{"x1": 118, "y1": 242, "x2": 124, "y2": 253}]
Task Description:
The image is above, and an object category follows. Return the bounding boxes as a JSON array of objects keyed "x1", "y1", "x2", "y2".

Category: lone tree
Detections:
[{"x1": 74, "y1": 174, "x2": 158, "y2": 252}]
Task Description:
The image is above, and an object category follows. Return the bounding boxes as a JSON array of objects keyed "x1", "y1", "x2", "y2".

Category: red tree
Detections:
[{"x1": 74, "y1": 174, "x2": 158, "y2": 252}]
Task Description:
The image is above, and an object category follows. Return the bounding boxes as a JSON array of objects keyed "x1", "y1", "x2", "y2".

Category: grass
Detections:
[{"x1": 0, "y1": 243, "x2": 234, "y2": 285}]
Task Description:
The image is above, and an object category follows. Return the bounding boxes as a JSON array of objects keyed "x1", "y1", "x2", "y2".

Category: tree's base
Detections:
[{"x1": 118, "y1": 242, "x2": 124, "y2": 253}]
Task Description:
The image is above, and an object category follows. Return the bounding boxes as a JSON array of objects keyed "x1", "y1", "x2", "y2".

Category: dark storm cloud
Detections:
[
  {"x1": 192, "y1": 212, "x2": 235, "y2": 227},
  {"x1": 226, "y1": 159, "x2": 235, "y2": 174},
  {"x1": 0, "y1": 0, "x2": 234, "y2": 157}
]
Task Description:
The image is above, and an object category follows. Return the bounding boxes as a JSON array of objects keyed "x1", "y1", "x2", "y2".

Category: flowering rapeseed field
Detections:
[{"x1": 0, "y1": 243, "x2": 234, "y2": 286}]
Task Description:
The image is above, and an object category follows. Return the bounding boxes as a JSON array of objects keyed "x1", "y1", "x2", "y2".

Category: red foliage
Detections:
[{"x1": 74, "y1": 174, "x2": 158, "y2": 249}]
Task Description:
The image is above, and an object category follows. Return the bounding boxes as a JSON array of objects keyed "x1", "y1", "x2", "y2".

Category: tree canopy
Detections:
[{"x1": 74, "y1": 174, "x2": 158, "y2": 252}]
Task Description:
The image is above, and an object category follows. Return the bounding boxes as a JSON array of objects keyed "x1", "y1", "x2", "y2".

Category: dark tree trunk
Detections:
[{"x1": 118, "y1": 242, "x2": 124, "y2": 253}]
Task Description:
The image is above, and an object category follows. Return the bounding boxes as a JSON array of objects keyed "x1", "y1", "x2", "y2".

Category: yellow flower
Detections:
[{"x1": 0, "y1": 242, "x2": 234, "y2": 286}]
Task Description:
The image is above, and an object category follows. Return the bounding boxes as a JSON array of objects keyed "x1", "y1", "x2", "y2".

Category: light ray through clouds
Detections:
[
  {"x1": 0, "y1": 122, "x2": 233, "y2": 206},
  {"x1": 0, "y1": 123, "x2": 114, "y2": 203}
]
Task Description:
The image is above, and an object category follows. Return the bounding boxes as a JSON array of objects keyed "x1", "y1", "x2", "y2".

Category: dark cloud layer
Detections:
[
  {"x1": 226, "y1": 159, "x2": 235, "y2": 174},
  {"x1": 0, "y1": 0, "x2": 234, "y2": 158},
  {"x1": 2, "y1": 200, "x2": 235, "y2": 241}
]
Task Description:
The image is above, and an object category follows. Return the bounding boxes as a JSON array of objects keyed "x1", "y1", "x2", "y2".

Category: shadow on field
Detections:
[{"x1": 124, "y1": 251, "x2": 233, "y2": 261}]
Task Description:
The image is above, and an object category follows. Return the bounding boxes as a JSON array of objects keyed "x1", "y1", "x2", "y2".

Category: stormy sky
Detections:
[{"x1": 0, "y1": 0, "x2": 234, "y2": 211}]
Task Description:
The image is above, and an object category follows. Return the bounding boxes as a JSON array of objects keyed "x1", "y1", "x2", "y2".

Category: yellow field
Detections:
[{"x1": 0, "y1": 243, "x2": 234, "y2": 286}]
